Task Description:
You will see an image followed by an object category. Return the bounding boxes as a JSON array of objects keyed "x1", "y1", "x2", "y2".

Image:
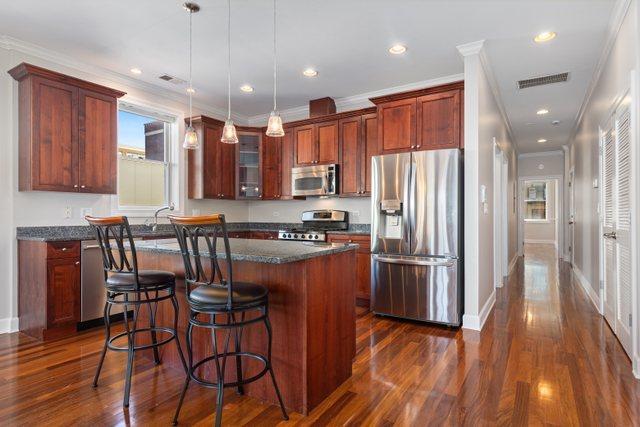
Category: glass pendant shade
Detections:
[
  {"x1": 221, "y1": 119, "x2": 239, "y2": 144},
  {"x1": 183, "y1": 125, "x2": 199, "y2": 149},
  {"x1": 266, "y1": 111, "x2": 285, "y2": 137}
]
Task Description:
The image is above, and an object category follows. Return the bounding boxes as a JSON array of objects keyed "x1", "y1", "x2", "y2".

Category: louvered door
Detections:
[
  {"x1": 613, "y1": 107, "x2": 632, "y2": 355},
  {"x1": 601, "y1": 104, "x2": 633, "y2": 357},
  {"x1": 602, "y1": 123, "x2": 616, "y2": 329}
]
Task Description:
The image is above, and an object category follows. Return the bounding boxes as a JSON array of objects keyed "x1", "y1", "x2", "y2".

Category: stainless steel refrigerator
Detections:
[{"x1": 371, "y1": 149, "x2": 463, "y2": 326}]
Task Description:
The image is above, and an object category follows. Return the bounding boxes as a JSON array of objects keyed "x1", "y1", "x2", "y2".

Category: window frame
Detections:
[
  {"x1": 523, "y1": 180, "x2": 550, "y2": 223},
  {"x1": 111, "y1": 99, "x2": 181, "y2": 217}
]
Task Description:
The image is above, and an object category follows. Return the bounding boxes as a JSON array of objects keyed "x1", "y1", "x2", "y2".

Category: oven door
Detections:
[{"x1": 292, "y1": 164, "x2": 336, "y2": 196}]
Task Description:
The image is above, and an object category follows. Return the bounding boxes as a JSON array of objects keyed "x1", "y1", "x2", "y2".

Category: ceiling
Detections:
[{"x1": 0, "y1": 0, "x2": 617, "y2": 153}]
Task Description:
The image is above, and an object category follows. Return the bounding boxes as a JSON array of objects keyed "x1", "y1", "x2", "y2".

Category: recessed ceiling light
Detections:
[
  {"x1": 130, "y1": 68, "x2": 142, "y2": 75},
  {"x1": 537, "y1": 138, "x2": 548, "y2": 143},
  {"x1": 388, "y1": 44, "x2": 407, "y2": 55},
  {"x1": 303, "y1": 68, "x2": 318, "y2": 77},
  {"x1": 534, "y1": 31, "x2": 557, "y2": 43},
  {"x1": 240, "y1": 84, "x2": 254, "y2": 93},
  {"x1": 186, "y1": 87, "x2": 196, "y2": 94},
  {"x1": 536, "y1": 109, "x2": 549, "y2": 115}
]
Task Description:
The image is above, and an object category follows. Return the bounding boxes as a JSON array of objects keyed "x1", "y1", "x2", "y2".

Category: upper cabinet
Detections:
[
  {"x1": 8, "y1": 63, "x2": 125, "y2": 193},
  {"x1": 236, "y1": 129, "x2": 262, "y2": 199},
  {"x1": 187, "y1": 116, "x2": 236, "y2": 200},
  {"x1": 294, "y1": 120, "x2": 339, "y2": 166},
  {"x1": 339, "y1": 112, "x2": 378, "y2": 197},
  {"x1": 371, "y1": 81, "x2": 464, "y2": 155},
  {"x1": 262, "y1": 130, "x2": 294, "y2": 200}
]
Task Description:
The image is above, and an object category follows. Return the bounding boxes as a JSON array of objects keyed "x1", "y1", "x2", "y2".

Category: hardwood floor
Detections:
[{"x1": 1, "y1": 243, "x2": 639, "y2": 425}]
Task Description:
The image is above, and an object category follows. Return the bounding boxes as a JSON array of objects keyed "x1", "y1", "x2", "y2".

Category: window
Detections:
[
  {"x1": 116, "y1": 104, "x2": 175, "y2": 211},
  {"x1": 524, "y1": 181, "x2": 548, "y2": 221}
]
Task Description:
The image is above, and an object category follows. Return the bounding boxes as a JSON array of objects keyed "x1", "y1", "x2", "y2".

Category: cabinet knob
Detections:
[
  {"x1": 61, "y1": 247, "x2": 67, "y2": 251},
  {"x1": 73, "y1": 184, "x2": 78, "y2": 188},
  {"x1": 75, "y1": 261, "x2": 80, "y2": 265},
  {"x1": 80, "y1": 185, "x2": 86, "y2": 189},
  {"x1": 411, "y1": 145, "x2": 416, "y2": 149}
]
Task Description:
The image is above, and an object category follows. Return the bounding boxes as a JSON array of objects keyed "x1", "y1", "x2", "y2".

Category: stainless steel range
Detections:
[{"x1": 278, "y1": 210, "x2": 348, "y2": 242}]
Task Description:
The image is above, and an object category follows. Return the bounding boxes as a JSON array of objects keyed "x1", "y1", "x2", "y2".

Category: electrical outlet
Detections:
[
  {"x1": 273, "y1": 212, "x2": 280, "y2": 217},
  {"x1": 351, "y1": 211, "x2": 360, "y2": 219},
  {"x1": 64, "y1": 206, "x2": 72, "y2": 219},
  {"x1": 80, "y1": 208, "x2": 92, "y2": 218},
  {"x1": 192, "y1": 208, "x2": 201, "y2": 215}
]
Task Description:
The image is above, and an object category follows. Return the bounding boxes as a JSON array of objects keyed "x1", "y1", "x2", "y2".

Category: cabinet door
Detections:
[
  {"x1": 280, "y1": 131, "x2": 294, "y2": 199},
  {"x1": 262, "y1": 135, "x2": 281, "y2": 199},
  {"x1": 294, "y1": 125, "x2": 315, "y2": 165},
  {"x1": 377, "y1": 98, "x2": 416, "y2": 153},
  {"x1": 316, "y1": 120, "x2": 339, "y2": 164},
  {"x1": 219, "y1": 138, "x2": 236, "y2": 199},
  {"x1": 361, "y1": 113, "x2": 378, "y2": 194},
  {"x1": 202, "y1": 124, "x2": 222, "y2": 198},
  {"x1": 339, "y1": 116, "x2": 361, "y2": 196},
  {"x1": 31, "y1": 77, "x2": 79, "y2": 192},
  {"x1": 47, "y1": 258, "x2": 80, "y2": 329},
  {"x1": 78, "y1": 89, "x2": 117, "y2": 193},
  {"x1": 416, "y1": 89, "x2": 461, "y2": 150}
]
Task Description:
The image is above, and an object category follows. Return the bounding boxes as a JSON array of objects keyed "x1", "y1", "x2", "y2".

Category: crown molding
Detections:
[
  {"x1": 0, "y1": 35, "x2": 248, "y2": 124},
  {"x1": 456, "y1": 40, "x2": 485, "y2": 57},
  {"x1": 567, "y1": 0, "x2": 632, "y2": 146},
  {"x1": 518, "y1": 149, "x2": 564, "y2": 159},
  {"x1": 247, "y1": 72, "x2": 465, "y2": 126}
]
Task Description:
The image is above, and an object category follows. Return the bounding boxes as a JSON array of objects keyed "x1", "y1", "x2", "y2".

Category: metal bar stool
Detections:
[
  {"x1": 86, "y1": 215, "x2": 187, "y2": 408},
  {"x1": 169, "y1": 214, "x2": 288, "y2": 427}
]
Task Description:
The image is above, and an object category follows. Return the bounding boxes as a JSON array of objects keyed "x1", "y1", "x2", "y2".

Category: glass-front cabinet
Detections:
[{"x1": 236, "y1": 131, "x2": 262, "y2": 199}]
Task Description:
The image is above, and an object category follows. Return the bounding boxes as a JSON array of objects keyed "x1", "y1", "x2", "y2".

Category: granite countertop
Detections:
[
  {"x1": 16, "y1": 222, "x2": 370, "y2": 241},
  {"x1": 134, "y1": 238, "x2": 358, "y2": 264}
]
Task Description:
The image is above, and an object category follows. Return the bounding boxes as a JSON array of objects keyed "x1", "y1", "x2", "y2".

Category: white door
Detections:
[
  {"x1": 568, "y1": 168, "x2": 575, "y2": 266},
  {"x1": 601, "y1": 105, "x2": 633, "y2": 355}
]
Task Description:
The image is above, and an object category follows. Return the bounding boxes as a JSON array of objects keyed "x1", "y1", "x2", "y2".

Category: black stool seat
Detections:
[
  {"x1": 106, "y1": 270, "x2": 175, "y2": 290},
  {"x1": 189, "y1": 282, "x2": 268, "y2": 307}
]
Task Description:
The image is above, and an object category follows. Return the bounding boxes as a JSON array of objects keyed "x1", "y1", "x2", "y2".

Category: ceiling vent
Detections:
[
  {"x1": 158, "y1": 74, "x2": 187, "y2": 85},
  {"x1": 517, "y1": 72, "x2": 569, "y2": 89}
]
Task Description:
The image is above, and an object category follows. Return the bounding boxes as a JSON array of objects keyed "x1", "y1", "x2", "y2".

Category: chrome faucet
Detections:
[{"x1": 151, "y1": 203, "x2": 175, "y2": 232}]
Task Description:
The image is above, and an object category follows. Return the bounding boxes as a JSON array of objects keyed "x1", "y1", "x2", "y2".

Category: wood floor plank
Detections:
[{"x1": 1, "y1": 243, "x2": 639, "y2": 425}]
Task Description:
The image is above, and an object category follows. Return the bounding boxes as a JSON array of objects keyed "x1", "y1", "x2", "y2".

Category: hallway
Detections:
[{"x1": 1, "y1": 245, "x2": 639, "y2": 425}]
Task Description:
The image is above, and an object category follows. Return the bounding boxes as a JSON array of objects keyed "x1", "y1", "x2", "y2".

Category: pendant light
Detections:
[
  {"x1": 266, "y1": 0, "x2": 285, "y2": 137},
  {"x1": 183, "y1": 2, "x2": 200, "y2": 149},
  {"x1": 221, "y1": 0, "x2": 238, "y2": 144}
]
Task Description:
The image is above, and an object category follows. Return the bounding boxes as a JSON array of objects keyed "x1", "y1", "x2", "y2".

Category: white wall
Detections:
[
  {"x1": 459, "y1": 41, "x2": 518, "y2": 331},
  {"x1": 568, "y1": 0, "x2": 639, "y2": 377},
  {"x1": 518, "y1": 152, "x2": 564, "y2": 177}
]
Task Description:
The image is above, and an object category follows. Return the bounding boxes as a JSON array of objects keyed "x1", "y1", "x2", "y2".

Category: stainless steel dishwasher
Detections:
[{"x1": 81, "y1": 240, "x2": 123, "y2": 322}]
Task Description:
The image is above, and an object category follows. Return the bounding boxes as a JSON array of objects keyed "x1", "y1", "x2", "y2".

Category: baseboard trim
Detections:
[
  {"x1": 572, "y1": 265, "x2": 601, "y2": 313},
  {"x1": 634, "y1": 355, "x2": 640, "y2": 379},
  {"x1": 0, "y1": 317, "x2": 19, "y2": 334},
  {"x1": 462, "y1": 289, "x2": 496, "y2": 331},
  {"x1": 508, "y1": 255, "x2": 518, "y2": 275},
  {"x1": 524, "y1": 239, "x2": 556, "y2": 245}
]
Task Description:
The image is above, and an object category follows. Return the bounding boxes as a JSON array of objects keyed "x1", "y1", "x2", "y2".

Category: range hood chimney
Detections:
[{"x1": 309, "y1": 97, "x2": 336, "y2": 118}]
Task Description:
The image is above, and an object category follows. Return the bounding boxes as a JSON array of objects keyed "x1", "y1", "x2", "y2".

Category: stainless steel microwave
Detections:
[{"x1": 291, "y1": 164, "x2": 337, "y2": 197}]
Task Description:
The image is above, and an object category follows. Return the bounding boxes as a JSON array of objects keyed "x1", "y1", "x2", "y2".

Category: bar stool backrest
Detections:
[
  {"x1": 85, "y1": 215, "x2": 140, "y2": 289},
  {"x1": 168, "y1": 214, "x2": 234, "y2": 308}
]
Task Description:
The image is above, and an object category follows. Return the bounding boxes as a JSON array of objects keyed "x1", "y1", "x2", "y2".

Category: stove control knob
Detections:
[
  {"x1": 293, "y1": 234, "x2": 298, "y2": 239},
  {"x1": 287, "y1": 234, "x2": 292, "y2": 238},
  {"x1": 314, "y1": 235, "x2": 319, "y2": 239},
  {"x1": 301, "y1": 234, "x2": 306, "y2": 239}
]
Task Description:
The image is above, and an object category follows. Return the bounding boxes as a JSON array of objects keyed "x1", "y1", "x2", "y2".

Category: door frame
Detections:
[
  {"x1": 568, "y1": 166, "x2": 576, "y2": 267},
  {"x1": 518, "y1": 175, "x2": 564, "y2": 257},
  {"x1": 493, "y1": 140, "x2": 509, "y2": 287}
]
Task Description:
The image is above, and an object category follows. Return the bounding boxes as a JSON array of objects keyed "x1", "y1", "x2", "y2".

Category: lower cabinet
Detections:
[
  {"x1": 19, "y1": 240, "x2": 81, "y2": 340},
  {"x1": 327, "y1": 234, "x2": 371, "y2": 307}
]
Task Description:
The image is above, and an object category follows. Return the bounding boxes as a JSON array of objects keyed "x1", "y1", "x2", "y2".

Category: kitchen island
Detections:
[{"x1": 130, "y1": 238, "x2": 357, "y2": 415}]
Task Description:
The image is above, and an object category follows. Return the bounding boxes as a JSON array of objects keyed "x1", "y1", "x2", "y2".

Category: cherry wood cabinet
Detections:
[
  {"x1": 371, "y1": 81, "x2": 464, "y2": 155},
  {"x1": 280, "y1": 131, "x2": 295, "y2": 198},
  {"x1": 294, "y1": 120, "x2": 339, "y2": 166},
  {"x1": 8, "y1": 63, "x2": 125, "y2": 194},
  {"x1": 416, "y1": 89, "x2": 461, "y2": 150},
  {"x1": 339, "y1": 113, "x2": 378, "y2": 197},
  {"x1": 18, "y1": 240, "x2": 81, "y2": 341},
  {"x1": 187, "y1": 115, "x2": 236, "y2": 200},
  {"x1": 262, "y1": 135, "x2": 282, "y2": 200},
  {"x1": 327, "y1": 234, "x2": 371, "y2": 307}
]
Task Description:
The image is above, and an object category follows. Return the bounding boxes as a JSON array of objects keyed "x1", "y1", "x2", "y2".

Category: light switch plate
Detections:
[{"x1": 593, "y1": 178, "x2": 598, "y2": 188}]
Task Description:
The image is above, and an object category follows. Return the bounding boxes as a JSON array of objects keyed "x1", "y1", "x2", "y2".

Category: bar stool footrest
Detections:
[
  {"x1": 107, "y1": 327, "x2": 177, "y2": 352},
  {"x1": 190, "y1": 351, "x2": 269, "y2": 389}
]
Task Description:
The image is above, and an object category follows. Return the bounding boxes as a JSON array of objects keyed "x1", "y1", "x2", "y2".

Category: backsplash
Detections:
[{"x1": 247, "y1": 197, "x2": 371, "y2": 224}]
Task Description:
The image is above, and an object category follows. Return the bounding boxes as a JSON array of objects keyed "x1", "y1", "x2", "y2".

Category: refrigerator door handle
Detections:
[{"x1": 372, "y1": 254, "x2": 455, "y2": 268}]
